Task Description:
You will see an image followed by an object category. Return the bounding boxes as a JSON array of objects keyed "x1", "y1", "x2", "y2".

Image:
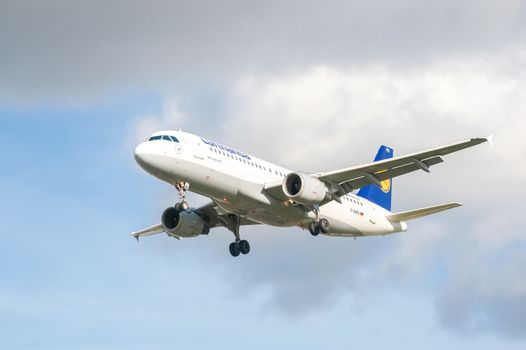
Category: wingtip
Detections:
[
  {"x1": 485, "y1": 134, "x2": 494, "y2": 146},
  {"x1": 131, "y1": 233, "x2": 140, "y2": 243}
]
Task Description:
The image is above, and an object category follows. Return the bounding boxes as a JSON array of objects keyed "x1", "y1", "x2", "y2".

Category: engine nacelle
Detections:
[
  {"x1": 161, "y1": 207, "x2": 206, "y2": 238},
  {"x1": 282, "y1": 172, "x2": 331, "y2": 205}
]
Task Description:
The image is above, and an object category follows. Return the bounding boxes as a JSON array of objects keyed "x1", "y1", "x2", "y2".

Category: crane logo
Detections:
[
  {"x1": 380, "y1": 178, "x2": 391, "y2": 193},
  {"x1": 375, "y1": 169, "x2": 391, "y2": 193}
]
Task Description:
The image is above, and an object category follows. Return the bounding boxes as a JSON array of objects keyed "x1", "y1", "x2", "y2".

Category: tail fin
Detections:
[{"x1": 357, "y1": 145, "x2": 393, "y2": 211}]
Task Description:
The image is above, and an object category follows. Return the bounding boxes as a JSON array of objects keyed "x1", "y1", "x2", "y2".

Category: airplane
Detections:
[{"x1": 132, "y1": 130, "x2": 492, "y2": 257}]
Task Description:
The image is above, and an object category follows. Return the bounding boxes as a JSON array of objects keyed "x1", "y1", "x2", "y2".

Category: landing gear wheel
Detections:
[
  {"x1": 229, "y1": 242, "x2": 240, "y2": 257},
  {"x1": 239, "y1": 240, "x2": 250, "y2": 255},
  {"x1": 175, "y1": 201, "x2": 188, "y2": 211},
  {"x1": 319, "y1": 218, "x2": 330, "y2": 234},
  {"x1": 174, "y1": 202, "x2": 185, "y2": 211},
  {"x1": 308, "y1": 221, "x2": 320, "y2": 236}
]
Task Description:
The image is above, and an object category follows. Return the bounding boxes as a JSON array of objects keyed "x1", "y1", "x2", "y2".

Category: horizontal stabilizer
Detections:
[{"x1": 386, "y1": 202, "x2": 462, "y2": 222}]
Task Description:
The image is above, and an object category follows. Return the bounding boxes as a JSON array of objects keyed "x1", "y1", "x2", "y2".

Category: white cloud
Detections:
[
  {"x1": 223, "y1": 54, "x2": 526, "y2": 178},
  {"x1": 128, "y1": 97, "x2": 187, "y2": 145}
]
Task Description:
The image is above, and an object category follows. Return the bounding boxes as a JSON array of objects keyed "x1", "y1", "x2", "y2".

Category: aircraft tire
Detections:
[
  {"x1": 239, "y1": 240, "x2": 250, "y2": 255},
  {"x1": 319, "y1": 218, "x2": 330, "y2": 234},
  {"x1": 175, "y1": 201, "x2": 189, "y2": 211},
  {"x1": 308, "y1": 221, "x2": 320, "y2": 236},
  {"x1": 229, "y1": 242, "x2": 240, "y2": 257}
]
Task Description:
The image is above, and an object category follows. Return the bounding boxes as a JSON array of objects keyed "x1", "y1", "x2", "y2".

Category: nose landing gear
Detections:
[{"x1": 174, "y1": 182, "x2": 190, "y2": 210}]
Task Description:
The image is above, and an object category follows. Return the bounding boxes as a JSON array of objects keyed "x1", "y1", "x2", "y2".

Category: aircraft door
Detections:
[
  {"x1": 369, "y1": 206, "x2": 377, "y2": 224},
  {"x1": 194, "y1": 140, "x2": 205, "y2": 160}
]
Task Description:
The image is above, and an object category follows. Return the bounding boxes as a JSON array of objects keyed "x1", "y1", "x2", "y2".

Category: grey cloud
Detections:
[
  {"x1": 435, "y1": 236, "x2": 526, "y2": 338},
  {"x1": 222, "y1": 231, "x2": 392, "y2": 316},
  {"x1": 1, "y1": 0, "x2": 526, "y2": 105},
  {"x1": 436, "y1": 289, "x2": 526, "y2": 339}
]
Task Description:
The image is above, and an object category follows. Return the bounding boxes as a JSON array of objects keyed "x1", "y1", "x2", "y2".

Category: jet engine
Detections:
[
  {"x1": 161, "y1": 207, "x2": 206, "y2": 237},
  {"x1": 282, "y1": 172, "x2": 331, "y2": 205}
]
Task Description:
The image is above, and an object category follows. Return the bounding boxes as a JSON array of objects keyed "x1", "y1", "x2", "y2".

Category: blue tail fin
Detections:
[{"x1": 357, "y1": 145, "x2": 393, "y2": 211}]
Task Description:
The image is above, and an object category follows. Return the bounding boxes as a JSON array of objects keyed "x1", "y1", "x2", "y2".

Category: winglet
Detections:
[
  {"x1": 131, "y1": 232, "x2": 140, "y2": 243},
  {"x1": 486, "y1": 134, "x2": 494, "y2": 146}
]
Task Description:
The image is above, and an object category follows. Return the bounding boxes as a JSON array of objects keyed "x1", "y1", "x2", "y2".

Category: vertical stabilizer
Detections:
[{"x1": 357, "y1": 145, "x2": 393, "y2": 211}]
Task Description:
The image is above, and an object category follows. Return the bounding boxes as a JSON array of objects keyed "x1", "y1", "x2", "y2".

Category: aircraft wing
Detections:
[
  {"x1": 131, "y1": 201, "x2": 259, "y2": 241},
  {"x1": 131, "y1": 223, "x2": 165, "y2": 241},
  {"x1": 316, "y1": 136, "x2": 491, "y2": 196},
  {"x1": 264, "y1": 136, "x2": 491, "y2": 201},
  {"x1": 193, "y1": 201, "x2": 261, "y2": 228}
]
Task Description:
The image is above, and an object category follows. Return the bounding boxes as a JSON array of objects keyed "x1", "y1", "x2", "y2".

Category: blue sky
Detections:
[{"x1": 1, "y1": 1, "x2": 526, "y2": 349}]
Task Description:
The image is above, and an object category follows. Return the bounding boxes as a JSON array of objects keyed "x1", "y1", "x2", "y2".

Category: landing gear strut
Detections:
[
  {"x1": 225, "y1": 214, "x2": 250, "y2": 257},
  {"x1": 174, "y1": 182, "x2": 190, "y2": 211},
  {"x1": 308, "y1": 205, "x2": 330, "y2": 236}
]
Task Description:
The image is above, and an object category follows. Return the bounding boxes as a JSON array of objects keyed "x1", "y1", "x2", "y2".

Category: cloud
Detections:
[
  {"x1": 1, "y1": 0, "x2": 526, "y2": 105},
  {"x1": 435, "y1": 212, "x2": 526, "y2": 338},
  {"x1": 218, "y1": 56, "x2": 526, "y2": 338},
  {"x1": 223, "y1": 53, "x2": 525, "y2": 175},
  {"x1": 128, "y1": 97, "x2": 187, "y2": 145},
  {"x1": 130, "y1": 50, "x2": 526, "y2": 338}
]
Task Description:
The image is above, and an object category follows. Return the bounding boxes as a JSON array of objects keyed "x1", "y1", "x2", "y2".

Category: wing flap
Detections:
[{"x1": 386, "y1": 202, "x2": 462, "y2": 222}]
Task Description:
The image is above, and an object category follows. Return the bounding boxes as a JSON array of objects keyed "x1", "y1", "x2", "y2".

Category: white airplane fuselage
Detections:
[{"x1": 134, "y1": 130, "x2": 407, "y2": 237}]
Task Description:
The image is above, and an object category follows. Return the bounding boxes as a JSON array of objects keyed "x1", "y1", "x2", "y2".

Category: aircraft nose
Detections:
[{"x1": 134, "y1": 142, "x2": 154, "y2": 168}]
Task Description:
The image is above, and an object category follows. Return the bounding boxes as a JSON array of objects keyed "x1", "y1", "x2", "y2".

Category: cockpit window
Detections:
[{"x1": 148, "y1": 135, "x2": 179, "y2": 142}]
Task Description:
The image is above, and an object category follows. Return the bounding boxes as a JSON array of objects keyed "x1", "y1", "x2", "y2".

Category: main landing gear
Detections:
[
  {"x1": 308, "y1": 218, "x2": 330, "y2": 236},
  {"x1": 308, "y1": 205, "x2": 330, "y2": 236},
  {"x1": 174, "y1": 182, "x2": 190, "y2": 211},
  {"x1": 225, "y1": 214, "x2": 250, "y2": 257}
]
